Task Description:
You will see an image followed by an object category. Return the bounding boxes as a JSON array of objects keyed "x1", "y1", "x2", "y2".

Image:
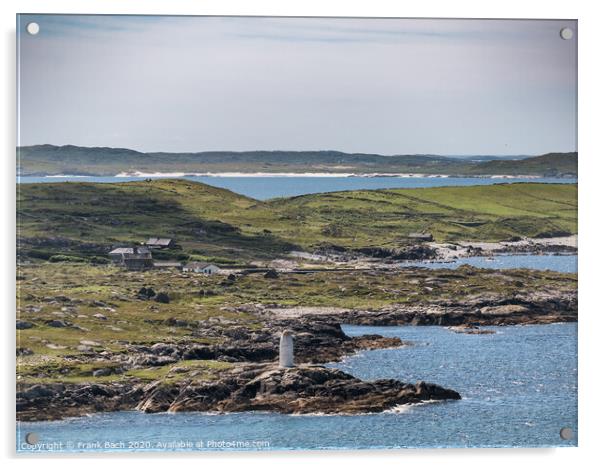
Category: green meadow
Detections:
[{"x1": 17, "y1": 179, "x2": 577, "y2": 263}]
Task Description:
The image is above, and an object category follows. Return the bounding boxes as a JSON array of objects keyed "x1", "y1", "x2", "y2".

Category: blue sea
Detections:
[
  {"x1": 17, "y1": 323, "x2": 577, "y2": 452},
  {"x1": 400, "y1": 254, "x2": 577, "y2": 274},
  {"x1": 17, "y1": 175, "x2": 577, "y2": 200}
]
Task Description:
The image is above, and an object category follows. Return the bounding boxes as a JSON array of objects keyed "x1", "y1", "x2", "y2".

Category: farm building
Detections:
[
  {"x1": 109, "y1": 246, "x2": 152, "y2": 264},
  {"x1": 144, "y1": 238, "x2": 174, "y2": 249},
  {"x1": 123, "y1": 247, "x2": 153, "y2": 271},
  {"x1": 182, "y1": 262, "x2": 220, "y2": 275}
]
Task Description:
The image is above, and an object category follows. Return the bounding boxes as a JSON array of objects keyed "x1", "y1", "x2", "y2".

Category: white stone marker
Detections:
[{"x1": 279, "y1": 330, "x2": 294, "y2": 368}]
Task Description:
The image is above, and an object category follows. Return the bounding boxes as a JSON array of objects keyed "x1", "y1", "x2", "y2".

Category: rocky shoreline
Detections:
[
  {"x1": 17, "y1": 364, "x2": 461, "y2": 422},
  {"x1": 16, "y1": 262, "x2": 576, "y2": 423},
  {"x1": 17, "y1": 321, "x2": 460, "y2": 422},
  {"x1": 287, "y1": 235, "x2": 577, "y2": 267},
  {"x1": 17, "y1": 290, "x2": 575, "y2": 422}
]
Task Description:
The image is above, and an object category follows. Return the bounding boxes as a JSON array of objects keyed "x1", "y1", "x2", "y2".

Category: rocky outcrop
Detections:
[
  {"x1": 215, "y1": 366, "x2": 460, "y2": 414},
  {"x1": 313, "y1": 244, "x2": 438, "y2": 262},
  {"x1": 17, "y1": 364, "x2": 460, "y2": 421},
  {"x1": 447, "y1": 325, "x2": 495, "y2": 335},
  {"x1": 124, "y1": 320, "x2": 405, "y2": 366},
  {"x1": 16, "y1": 382, "x2": 143, "y2": 422},
  {"x1": 322, "y1": 293, "x2": 577, "y2": 327},
  {"x1": 354, "y1": 245, "x2": 438, "y2": 261}
]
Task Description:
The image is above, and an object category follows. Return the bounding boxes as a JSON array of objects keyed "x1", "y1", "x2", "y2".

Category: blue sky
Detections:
[{"x1": 17, "y1": 15, "x2": 577, "y2": 155}]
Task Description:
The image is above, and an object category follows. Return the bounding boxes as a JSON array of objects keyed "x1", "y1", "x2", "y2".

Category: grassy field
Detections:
[
  {"x1": 266, "y1": 183, "x2": 577, "y2": 248},
  {"x1": 17, "y1": 179, "x2": 577, "y2": 263}
]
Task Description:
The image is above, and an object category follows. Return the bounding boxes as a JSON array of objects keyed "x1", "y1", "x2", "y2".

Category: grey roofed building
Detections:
[
  {"x1": 109, "y1": 246, "x2": 151, "y2": 256},
  {"x1": 144, "y1": 237, "x2": 174, "y2": 248},
  {"x1": 109, "y1": 246, "x2": 152, "y2": 265}
]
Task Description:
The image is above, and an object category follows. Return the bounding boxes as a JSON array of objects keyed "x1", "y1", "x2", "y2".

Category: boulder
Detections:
[
  {"x1": 16, "y1": 320, "x2": 34, "y2": 329},
  {"x1": 182, "y1": 345, "x2": 215, "y2": 360},
  {"x1": 264, "y1": 270, "x2": 279, "y2": 279},
  {"x1": 46, "y1": 320, "x2": 69, "y2": 328},
  {"x1": 150, "y1": 343, "x2": 179, "y2": 357},
  {"x1": 92, "y1": 368, "x2": 113, "y2": 377},
  {"x1": 18, "y1": 384, "x2": 64, "y2": 400},
  {"x1": 137, "y1": 287, "x2": 156, "y2": 300},
  {"x1": 154, "y1": 292, "x2": 170, "y2": 304}
]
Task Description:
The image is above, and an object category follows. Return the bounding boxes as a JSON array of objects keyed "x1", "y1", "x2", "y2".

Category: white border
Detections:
[{"x1": 2, "y1": 1, "x2": 601, "y2": 466}]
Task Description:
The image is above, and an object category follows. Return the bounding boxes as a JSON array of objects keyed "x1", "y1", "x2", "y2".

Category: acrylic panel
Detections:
[{"x1": 16, "y1": 15, "x2": 577, "y2": 452}]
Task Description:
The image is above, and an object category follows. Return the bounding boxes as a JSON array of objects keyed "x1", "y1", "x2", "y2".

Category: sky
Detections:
[{"x1": 17, "y1": 15, "x2": 577, "y2": 155}]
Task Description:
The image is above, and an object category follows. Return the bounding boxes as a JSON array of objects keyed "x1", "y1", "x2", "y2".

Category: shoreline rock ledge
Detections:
[
  {"x1": 17, "y1": 364, "x2": 461, "y2": 421},
  {"x1": 208, "y1": 365, "x2": 461, "y2": 414},
  {"x1": 134, "y1": 364, "x2": 462, "y2": 415}
]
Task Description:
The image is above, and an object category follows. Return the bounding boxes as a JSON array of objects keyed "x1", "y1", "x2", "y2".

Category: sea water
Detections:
[
  {"x1": 398, "y1": 254, "x2": 577, "y2": 274},
  {"x1": 17, "y1": 175, "x2": 576, "y2": 200},
  {"x1": 17, "y1": 323, "x2": 577, "y2": 452}
]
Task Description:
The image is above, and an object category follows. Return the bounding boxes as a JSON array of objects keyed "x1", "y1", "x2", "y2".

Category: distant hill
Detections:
[
  {"x1": 16, "y1": 145, "x2": 577, "y2": 177},
  {"x1": 466, "y1": 152, "x2": 577, "y2": 177}
]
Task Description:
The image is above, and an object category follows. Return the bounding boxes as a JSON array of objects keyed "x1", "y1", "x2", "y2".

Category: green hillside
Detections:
[
  {"x1": 17, "y1": 180, "x2": 577, "y2": 263},
  {"x1": 17, "y1": 180, "x2": 294, "y2": 263},
  {"x1": 264, "y1": 183, "x2": 577, "y2": 248}
]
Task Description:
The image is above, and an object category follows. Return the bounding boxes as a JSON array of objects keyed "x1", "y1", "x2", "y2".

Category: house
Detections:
[
  {"x1": 182, "y1": 262, "x2": 220, "y2": 275},
  {"x1": 109, "y1": 246, "x2": 152, "y2": 264},
  {"x1": 144, "y1": 238, "x2": 174, "y2": 249},
  {"x1": 407, "y1": 232, "x2": 434, "y2": 242},
  {"x1": 124, "y1": 256, "x2": 154, "y2": 271},
  {"x1": 153, "y1": 261, "x2": 183, "y2": 270},
  {"x1": 108, "y1": 247, "x2": 131, "y2": 263},
  {"x1": 123, "y1": 247, "x2": 154, "y2": 271}
]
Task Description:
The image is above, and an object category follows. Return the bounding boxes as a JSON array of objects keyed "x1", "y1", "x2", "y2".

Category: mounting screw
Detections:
[
  {"x1": 560, "y1": 427, "x2": 574, "y2": 440},
  {"x1": 25, "y1": 432, "x2": 39, "y2": 445},
  {"x1": 26, "y1": 22, "x2": 40, "y2": 35},
  {"x1": 560, "y1": 28, "x2": 573, "y2": 40}
]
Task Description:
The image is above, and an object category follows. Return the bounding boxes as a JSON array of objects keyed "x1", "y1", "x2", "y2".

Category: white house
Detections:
[{"x1": 182, "y1": 262, "x2": 220, "y2": 275}]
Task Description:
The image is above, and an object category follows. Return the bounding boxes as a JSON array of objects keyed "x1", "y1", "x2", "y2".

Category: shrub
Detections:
[
  {"x1": 90, "y1": 256, "x2": 110, "y2": 264},
  {"x1": 48, "y1": 254, "x2": 85, "y2": 263},
  {"x1": 27, "y1": 249, "x2": 54, "y2": 260}
]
